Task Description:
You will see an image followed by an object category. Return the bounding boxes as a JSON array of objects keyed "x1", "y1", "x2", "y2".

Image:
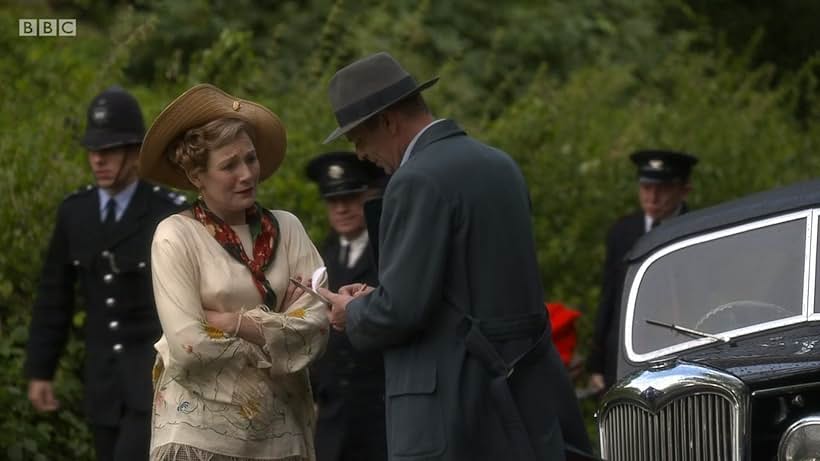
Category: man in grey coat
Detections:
[{"x1": 318, "y1": 52, "x2": 592, "y2": 461}]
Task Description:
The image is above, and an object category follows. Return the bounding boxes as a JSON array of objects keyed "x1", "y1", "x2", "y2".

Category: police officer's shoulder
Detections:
[
  {"x1": 65, "y1": 183, "x2": 96, "y2": 199},
  {"x1": 53, "y1": 184, "x2": 96, "y2": 219},
  {"x1": 612, "y1": 210, "x2": 643, "y2": 227},
  {"x1": 62, "y1": 184, "x2": 97, "y2": 206},
  {"x1": 146, "y1": 182, "x2": 189, "y2": 207},
  {"x1": 607, "y1": 210, "x2": 644, "y2": 238}
]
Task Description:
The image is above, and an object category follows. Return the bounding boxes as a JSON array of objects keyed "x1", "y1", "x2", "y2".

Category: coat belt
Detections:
[
  {"x1": 444, "y1": 308, "x2": 547, "y2": 461},
  {"x1": 448, "y1": 307, "x2": 602, "y2": 461}
]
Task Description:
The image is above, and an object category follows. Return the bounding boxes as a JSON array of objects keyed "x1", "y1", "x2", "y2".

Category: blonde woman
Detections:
[{"x1": 139, "y1": 84, "x2": 329, "y2": 461}]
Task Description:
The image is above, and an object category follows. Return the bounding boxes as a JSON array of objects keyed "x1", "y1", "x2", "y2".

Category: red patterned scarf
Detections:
[{"x1": 192, "y1": 200, "x2": 280, "y2": 308}]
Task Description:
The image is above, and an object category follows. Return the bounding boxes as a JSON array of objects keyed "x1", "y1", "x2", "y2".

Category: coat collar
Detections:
[{"x1": 405, "y1": 119, "x2": 466, "y2": 161}]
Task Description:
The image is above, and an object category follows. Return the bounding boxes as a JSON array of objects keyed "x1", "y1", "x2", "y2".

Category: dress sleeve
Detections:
[
  {"x1": 241, "y1": 211, "x2": 330, "y2": 375},
  {"x1": 151, "y1": 217, "x2": 257, "y2": 373}
]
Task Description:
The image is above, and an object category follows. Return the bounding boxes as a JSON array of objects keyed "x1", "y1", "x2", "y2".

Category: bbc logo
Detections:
[{"x1": 19, "y1": 19, "x2": 77, "y2": 37}]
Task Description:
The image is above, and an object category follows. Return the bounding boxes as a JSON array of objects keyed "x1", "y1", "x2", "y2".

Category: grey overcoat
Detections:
[{"x1": 346, "y1": 120, "x2": 590, "y2": 461}]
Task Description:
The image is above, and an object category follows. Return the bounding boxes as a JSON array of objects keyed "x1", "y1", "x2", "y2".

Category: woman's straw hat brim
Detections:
[{"x1": 139, "y1": 84, "x2": 286, "y2": 190}]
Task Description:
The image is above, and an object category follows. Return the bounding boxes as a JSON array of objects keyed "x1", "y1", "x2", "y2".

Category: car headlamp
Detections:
[{"x1": 779, "y1": 416, "x2": 820, "y2": 461}]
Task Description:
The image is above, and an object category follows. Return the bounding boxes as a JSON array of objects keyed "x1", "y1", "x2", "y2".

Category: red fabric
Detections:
[
  {"x1": 192, "y1": 200, "x2": 280, "y2": 308},
  {"x1": 546, "y1": 302, "x2": 581, "y2": 367}
]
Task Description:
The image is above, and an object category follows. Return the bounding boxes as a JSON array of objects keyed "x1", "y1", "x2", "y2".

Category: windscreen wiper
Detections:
[{"x1": 645, "y1": 318, "x2": 731, "y2": 343}]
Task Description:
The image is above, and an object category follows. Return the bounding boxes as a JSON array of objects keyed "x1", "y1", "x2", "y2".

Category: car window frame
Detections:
[{"x1": 624, "y1": 209, "x2": 817, "y2": 363}]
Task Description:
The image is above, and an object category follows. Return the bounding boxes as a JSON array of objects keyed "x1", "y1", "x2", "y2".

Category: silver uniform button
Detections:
[
  {"x1": 109, "y1": 320, "x2": 119, "y2": 330},
  {"x1": 105, "y1": 297, "x2": 116, "y2": 307},
  {"x1": 73, "y1": 260, "x2": 80, "y2": 266},
  {"x1": 103, "y1": 274, "x2": 114, "y2": 283},
  {"x1": 101, "y1": 250, "x2": 111, "y2": 257},
  {"x1": 138, "y1": 261, "x2": 147, "y2": 269},
  {"x1": 112, "y1": 343, "x2": 123, "y2": 353}
]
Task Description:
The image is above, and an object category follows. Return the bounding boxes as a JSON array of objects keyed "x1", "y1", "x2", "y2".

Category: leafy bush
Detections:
[{"x1": 2, "y1": 0, "x2": 819, "y2": 456}]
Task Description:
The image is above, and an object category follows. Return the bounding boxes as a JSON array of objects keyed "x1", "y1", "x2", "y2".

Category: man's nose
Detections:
[
  {"x1": 89, "y1": 151, "x2": 104, "y2": 162},
  {"x1": 646, "y1": 185, "x2": 661, "y2": 202}
]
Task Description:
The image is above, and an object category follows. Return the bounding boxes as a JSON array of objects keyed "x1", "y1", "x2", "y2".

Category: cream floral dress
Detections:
[{"x1": 149, "y1": 211, "x2": 329, "y2": 461}]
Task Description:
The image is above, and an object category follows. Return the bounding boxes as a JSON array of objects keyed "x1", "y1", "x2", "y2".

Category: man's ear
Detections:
[
  {"x1": 382, "y1": 110, "x2": 400, "y2": 136},
  {"x1": 123, "y1": 146, "x2": 141, "y2": 169},
  {"x1": 681, "y1": 181, "x2": 693, "y2": 198}
]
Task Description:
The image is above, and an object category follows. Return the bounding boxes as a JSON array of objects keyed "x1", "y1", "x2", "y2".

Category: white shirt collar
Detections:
[
  {"x1": 98, "y1": 180, "x2": 139, "y2": 222},
  {"x1": 339, "y1": 229, "x2": 369, "y2": 268},
  {"x1": 644, "y1": 204, "x2": 684, "y2": 233},
  {"x1": 399, "y1": 118, "x2": 446, "y2": 168}
]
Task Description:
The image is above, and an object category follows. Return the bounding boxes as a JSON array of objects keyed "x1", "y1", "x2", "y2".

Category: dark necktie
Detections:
[
  {"x1": 103, "y1": 198, "x2": 117, "y2": 231},
  {"x1": 340, "y1": 243, "x2": 351, "y2": 268},
  {"x1": 651, "y1": 219, "x2": 661, "y2": 230}
]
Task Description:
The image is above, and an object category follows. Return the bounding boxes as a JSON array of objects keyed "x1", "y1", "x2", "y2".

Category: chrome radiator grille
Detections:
[{"x1": 600, "y1": 392, "x2": 735, "y2": 461}]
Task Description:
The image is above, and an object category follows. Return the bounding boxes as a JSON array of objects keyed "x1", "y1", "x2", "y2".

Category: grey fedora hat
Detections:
[{"x1": 323, "y1": 52, "x2": 438, "y2": 144}]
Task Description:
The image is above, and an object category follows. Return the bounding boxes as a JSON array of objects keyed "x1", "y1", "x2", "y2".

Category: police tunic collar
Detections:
[{"x1": 98, "y1": 180, "x2": 139, "y2": 222}]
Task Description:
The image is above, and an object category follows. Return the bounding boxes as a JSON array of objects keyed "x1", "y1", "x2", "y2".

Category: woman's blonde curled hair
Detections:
[{"x1": 166, "y1": 117, "x2": 256, "y2": 176}]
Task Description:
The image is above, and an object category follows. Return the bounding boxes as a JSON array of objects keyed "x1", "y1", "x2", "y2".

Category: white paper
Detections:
[{"x1": 311, "y1": 266, "x2": 327, "y2": 290}]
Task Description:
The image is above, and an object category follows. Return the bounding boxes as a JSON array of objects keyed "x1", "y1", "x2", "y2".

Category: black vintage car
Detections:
[{"x1": 597, "y1": 179, "x2": 820, "y2": 461}]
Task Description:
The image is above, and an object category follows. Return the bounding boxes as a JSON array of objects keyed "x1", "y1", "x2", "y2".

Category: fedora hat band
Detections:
[{"x1": 334, "y1": 75, "x2": 418, "y2": 127}]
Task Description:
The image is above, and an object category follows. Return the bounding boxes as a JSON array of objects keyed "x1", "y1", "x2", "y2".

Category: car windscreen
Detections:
[{"x1": 627, "y1": 214, "x2": 808, "y2": 362}]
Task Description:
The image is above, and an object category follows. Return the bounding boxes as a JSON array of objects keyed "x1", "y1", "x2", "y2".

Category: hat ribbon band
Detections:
[{"x1": 334, "y1": 75, "x2": 418, "y2": 127}]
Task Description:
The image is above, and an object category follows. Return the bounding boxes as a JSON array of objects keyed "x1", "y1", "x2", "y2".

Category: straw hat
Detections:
[{"x1": 139, "y1": 84, "x2": 286, "y2": 190}]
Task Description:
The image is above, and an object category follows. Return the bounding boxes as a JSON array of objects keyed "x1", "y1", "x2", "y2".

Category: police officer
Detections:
[
  {"x1": 306, "y1": 151, "x2": 388, "y2": 461},
  {"x1": 588, "y1": 149, "x2": 698, "y2": 393},
  {"x1": 24, "y1": 86, "x2": 185, "y2": 461}
]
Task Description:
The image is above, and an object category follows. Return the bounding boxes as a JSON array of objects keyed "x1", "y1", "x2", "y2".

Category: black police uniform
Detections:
[
  {"x1": 23, "y1": 86, "x2": 186, "y2": 461},
  {"x1": 588, "y1": 150, "x2": 697, "y2": 388},
  {"x1": 307, "y1": 152, "x2": 388, "y2": 461}
]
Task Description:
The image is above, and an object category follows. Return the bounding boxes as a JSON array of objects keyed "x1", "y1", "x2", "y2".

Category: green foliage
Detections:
[
  {"x1": 0, "y1": 319, "x2": 92, "y2": 460},
  {"x1": 1, "y1": 3, "x2": 128, "y2": 457},
  {"x1": 485, "y1": 42, "x2": 820, "y2": 365},
  {"x1": 664, "y1": 0, "x2": 820, "y2": 73},
  {"x1": 2, "y1": 0, "x2": 819, "y2": 456}
]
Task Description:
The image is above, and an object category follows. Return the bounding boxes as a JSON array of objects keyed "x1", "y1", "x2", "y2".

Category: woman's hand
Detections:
[
  {"x1": 282, "y1": 275, "x2": 308, "y2": 310},
  {"x1": 203, "y1": 309, "x2": 265, "y2": 346},
  {"x1": 203, "y1": 310, "x2": 239, "y2": 334}
]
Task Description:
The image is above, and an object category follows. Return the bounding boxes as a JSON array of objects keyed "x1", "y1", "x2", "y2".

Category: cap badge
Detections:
[
  {"x1": 232, "y1": 101, "x2": 241, "y2": 111},
  {"x1": 328, "y1": 165, "x2": 344, "y2": 179},
  {"x1": 92, "y1": 107, "x2": 108, "y2": 123},
  {"x1": 649, "y1": 159, "x2": 664, "y2": 170}
]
